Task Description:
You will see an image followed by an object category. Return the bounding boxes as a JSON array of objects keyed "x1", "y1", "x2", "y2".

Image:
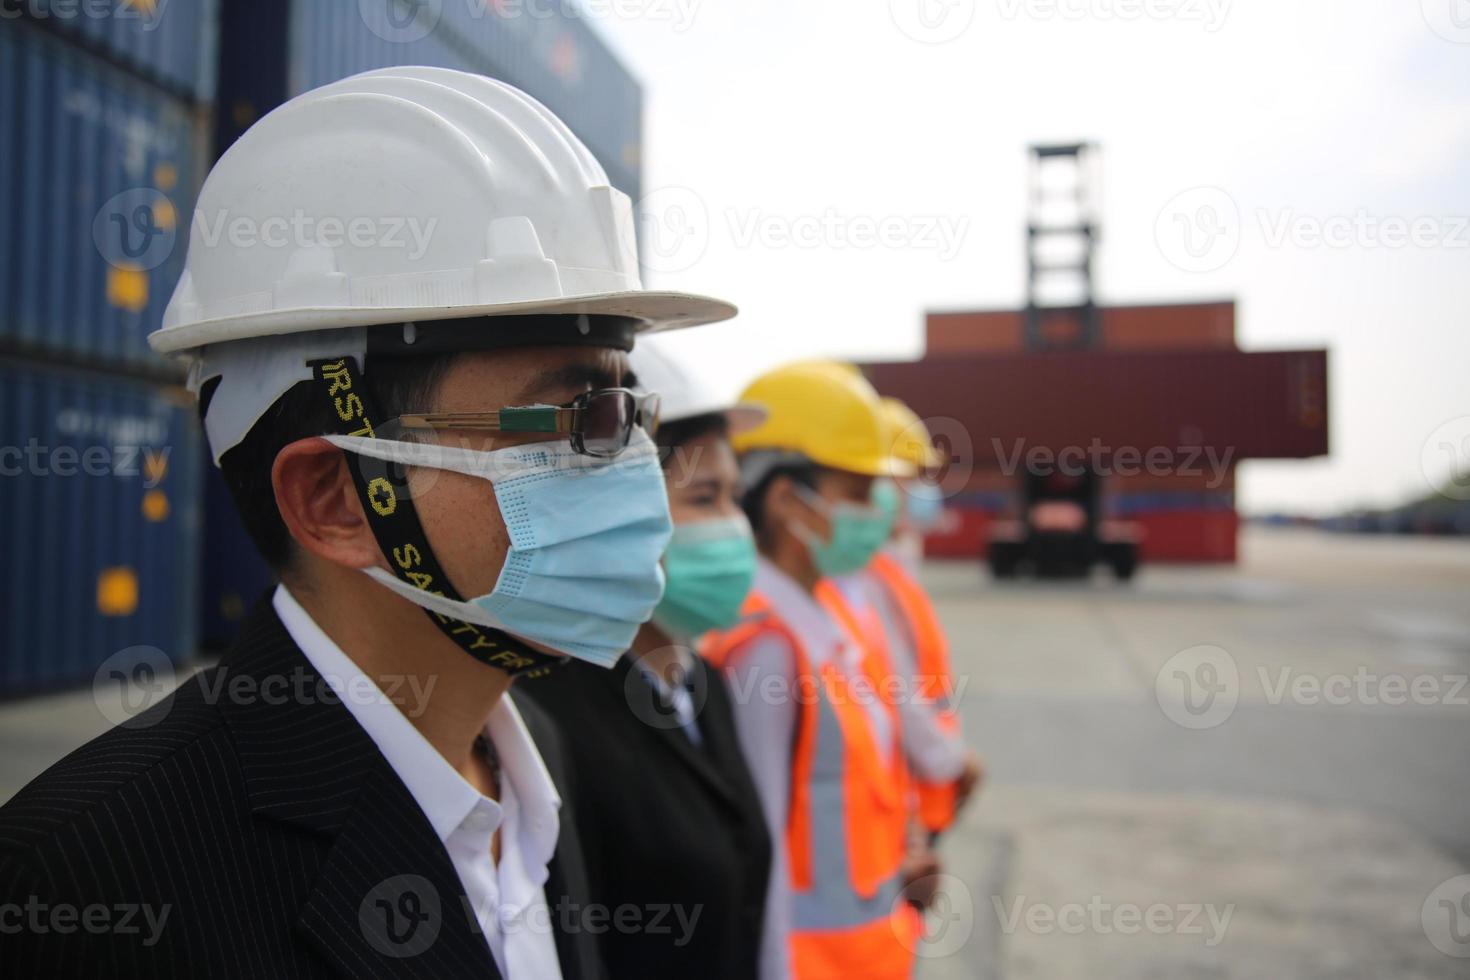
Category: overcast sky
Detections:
[{"x1": 587, "y1": 0, "x2": 1470, "y2": 515}]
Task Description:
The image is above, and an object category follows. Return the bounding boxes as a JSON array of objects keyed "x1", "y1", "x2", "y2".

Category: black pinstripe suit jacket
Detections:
[{"x1": 0, "y1": 601, "x2": 606, "y2": 979}]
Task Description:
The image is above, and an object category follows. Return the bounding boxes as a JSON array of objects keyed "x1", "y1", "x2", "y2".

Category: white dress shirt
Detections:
[{"x1": 273, "y1": 586, "x2": 564, "y2": 979}]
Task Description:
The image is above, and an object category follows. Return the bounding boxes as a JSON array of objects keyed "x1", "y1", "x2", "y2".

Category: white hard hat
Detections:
[
  {"x1": 631, "y1": 335, "x2": 765, "y2": 433},
  {"x1": 155, "y1": 66, "x2": 736, "y2": 463},
  {"x1": 152, "y1": 66, "x2": 733, "y2": 354}
]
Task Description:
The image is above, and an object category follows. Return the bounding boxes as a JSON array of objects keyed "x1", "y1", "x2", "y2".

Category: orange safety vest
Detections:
[
  {"x1": 866, "y1": 552, "x2": 964, "y2": 834},
  {"x1": 703, "y1": 591, "x2": 917, "y2": 980}
]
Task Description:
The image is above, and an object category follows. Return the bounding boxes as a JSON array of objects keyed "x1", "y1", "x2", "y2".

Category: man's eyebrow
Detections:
[{"x1": 512, "y1": 362, "x2": 623, "y2": 403}]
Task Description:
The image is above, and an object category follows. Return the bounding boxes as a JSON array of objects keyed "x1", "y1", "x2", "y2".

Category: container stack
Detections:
[
  {"x1": 1, "y1": 1, "x2": 647, "y2": 681},
  {"x1": 0, "y1": 7, "x2": 216, "y2": 696}
]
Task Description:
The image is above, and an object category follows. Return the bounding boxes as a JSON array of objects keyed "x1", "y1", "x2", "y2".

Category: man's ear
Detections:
[{"x1": 272, "y1": 438, "x2": 382, "y2": 571}]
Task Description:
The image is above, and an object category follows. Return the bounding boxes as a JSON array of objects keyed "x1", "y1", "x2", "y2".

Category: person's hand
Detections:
[
  {"x1": 955, "y1": 750, "x2": 986, "y2": 810},
  {"x1": 900, "y1": 846, "x2": 943, "y2": 910}
]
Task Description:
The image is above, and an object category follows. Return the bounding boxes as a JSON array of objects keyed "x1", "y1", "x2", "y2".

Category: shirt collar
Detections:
[
  {"x1": 753, "y1": 557, "x2": 849, "y2": 665},
  {"x1": 271, "y1": 585, "x2": 561, "y2": 851}
]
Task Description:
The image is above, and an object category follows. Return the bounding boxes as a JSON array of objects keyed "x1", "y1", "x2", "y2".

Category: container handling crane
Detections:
[{"x1": 984, "y1": 143, "x2": 1142, "y2": 581}]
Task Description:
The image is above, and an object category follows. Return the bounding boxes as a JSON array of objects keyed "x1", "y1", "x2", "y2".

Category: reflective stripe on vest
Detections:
[
  {"x1": 702, "y1": 591, "x2": 915, "y2": 979},
  {"x1": 814, "y1": 581, "x2": 915, "y2": 851}
]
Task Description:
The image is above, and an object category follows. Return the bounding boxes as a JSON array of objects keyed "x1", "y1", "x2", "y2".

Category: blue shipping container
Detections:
[
  {"x1": 0, "y1": 359, "x2": 202, "y2": 696},
  {"x1": 284, "y1": 0, "x2": 642, "y2": 199},
  {"x1": 12, "y1": 0, "x2": 218, "y2": 101},
  {"x1": 0, "y1": 17, "x2": 206, "y2": 372},
  {"x1": 200, "y1": 458, "x2": 275, "y2": 650}
]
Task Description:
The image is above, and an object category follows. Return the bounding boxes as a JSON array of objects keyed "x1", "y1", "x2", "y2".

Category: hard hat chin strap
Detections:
[{"x1": 307, "y1": 355, "x2": 565, "y2": 679}]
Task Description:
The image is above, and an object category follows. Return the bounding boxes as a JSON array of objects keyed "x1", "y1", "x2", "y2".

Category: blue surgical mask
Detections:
[
  {"x1": 324, "y1": 429, "x2": 673, "y2": 667},
  {"x1": 903, "y1": 479, "x2": 946, "y2": 532},
  {"x1": 652, "y1": 516, "x2": 758, "y2": 640}
]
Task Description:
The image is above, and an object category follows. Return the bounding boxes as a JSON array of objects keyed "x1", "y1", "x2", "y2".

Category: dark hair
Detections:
[
  {"x1": 654, "y1": 411, "x2": 729, "y2": 471},
  {"x1": 742, "y1": 460, "x2": 818, "y2": 536},
  {"x1": 204, "y1": 354, "x2": 459, "y2": 571}
]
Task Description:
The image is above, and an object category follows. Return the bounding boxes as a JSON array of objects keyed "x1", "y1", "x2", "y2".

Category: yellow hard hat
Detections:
[
  {"x1": 732, "y1": 362, "x2": 904, "y2": 477},
  {"x1": 881, "y1": 397, "x2": 943, "y2": 470}
]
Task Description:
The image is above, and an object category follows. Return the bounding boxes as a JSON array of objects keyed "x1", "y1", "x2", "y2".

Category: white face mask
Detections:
[{"x1": 325, "y1": 429, "x2": 674, "y2": 667}]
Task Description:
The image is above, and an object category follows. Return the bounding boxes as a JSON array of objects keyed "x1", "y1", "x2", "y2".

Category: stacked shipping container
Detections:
[
  {"x1": 1, "y1": 1, "x2": 648, "y2": 681},
  {"x1": 0, "y1": 10, "x2": 214, "y2": 695},
  {"x1": 866, "y1": 302, "x2": 1329, "y2": 564}
]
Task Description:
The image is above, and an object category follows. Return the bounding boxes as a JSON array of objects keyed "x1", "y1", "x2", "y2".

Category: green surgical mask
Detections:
[
  {"x1": 792, "y1": 484, "x2": 892, "y2": 577},
  {"x1": 652, "y1": 516, "x2": 759, "y2": 640}
]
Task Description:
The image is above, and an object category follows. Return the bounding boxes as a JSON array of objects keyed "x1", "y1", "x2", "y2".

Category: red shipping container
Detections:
[{"x1": 866, "y1": 348, "x2": 1329, "y2": 463}]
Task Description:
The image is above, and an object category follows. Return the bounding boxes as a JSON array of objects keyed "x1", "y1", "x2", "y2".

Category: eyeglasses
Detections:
[{"x1": 391, "y1": 388, "x2": 661, "y2": 459}]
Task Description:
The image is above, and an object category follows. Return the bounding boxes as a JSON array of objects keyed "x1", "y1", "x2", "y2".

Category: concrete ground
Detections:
[
  {"x1": 3, "y1": 528, "x2": 1468, "y2": 977},
  {"x1": 915, "y1": 527, "x2": 1470, "y2": 979}
]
